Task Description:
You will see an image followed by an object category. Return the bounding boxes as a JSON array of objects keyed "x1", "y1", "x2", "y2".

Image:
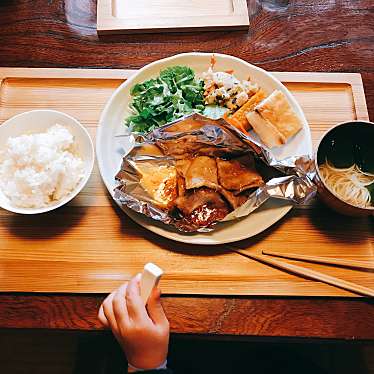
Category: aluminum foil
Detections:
[{"x1": 114, "y1": 114, "x2": 317, "y2": 232}]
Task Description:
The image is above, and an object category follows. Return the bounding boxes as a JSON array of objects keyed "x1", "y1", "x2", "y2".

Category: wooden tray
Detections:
[
  {"x1": 0, "y1": 68, "x2": 372, "y2": 297},
  {"x1": 97, "y1": 0, "x2": 249, "y2": 35}
]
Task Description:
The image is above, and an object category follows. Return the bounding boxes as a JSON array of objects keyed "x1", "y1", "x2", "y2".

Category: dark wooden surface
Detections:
[
  {"x1": 0, "y1": 294, "x2": 374, "y2": 340},
  {"x1": 0, "y1": 0, "x2": 373, "y2": 339}
]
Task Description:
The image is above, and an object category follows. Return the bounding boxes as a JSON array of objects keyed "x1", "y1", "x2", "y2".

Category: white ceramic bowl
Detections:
[{"x1": 0, "y1": 110, "x2": 94, "y2": 214}]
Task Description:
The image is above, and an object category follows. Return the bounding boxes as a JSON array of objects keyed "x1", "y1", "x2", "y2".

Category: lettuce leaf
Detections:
[{"x1": 125, "y1": 66, "x2": 204, "y2": 133}]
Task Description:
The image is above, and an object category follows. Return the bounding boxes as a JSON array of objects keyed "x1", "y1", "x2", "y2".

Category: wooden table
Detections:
[{"x1": 0, "y1": 0, "x2": 373, "y2": 340}]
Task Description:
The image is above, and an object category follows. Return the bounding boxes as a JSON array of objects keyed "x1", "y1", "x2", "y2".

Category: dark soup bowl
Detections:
[{"x1": 315, "y1": 121, "x2": 374, "y2": 217}]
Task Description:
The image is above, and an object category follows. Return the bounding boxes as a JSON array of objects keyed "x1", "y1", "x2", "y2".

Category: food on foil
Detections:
[
  {"x1": 136, "y1": 161, "x2": 177, "y2": 209},
  {"x1": 123, "y1": 58, "x2": 303, "y2": 150},
  {"x1": 116, "y1": 115, "x2": 269, "y2": 230},
  {"x1": 216, "y1": 157, "x2": 263, "y2": 192},
  {"x1": 175, "y1": 187, "x2": 230, "y2": 227},
  {"x1": 115, "y1": 114, "x2": 315, "y2": 232}
]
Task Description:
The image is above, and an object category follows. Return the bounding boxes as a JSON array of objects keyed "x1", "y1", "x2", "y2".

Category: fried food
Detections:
[
  {"x1": 175, "y1": 188, "x2": 230, "y2": 227},
  {"x1": 184, "y1": 156, "x2": 219, "y2": 190},
  {"x1": 218, "y1": 188, "x2": 249, "y2": 209},
  {"x1": 135, "y1": 152, "x2": 264, "y2": 225},
  {"x1": 229, "y1": 89, "x2": 267, "y2": 132},
  {"x1": 135, "y1": 161, "x2": 177, "y2": 209},
  {"x1": 246, "y1": 111, "x2": 286, "y2": 148},
  {"x1": 246, "y1": 90, "x2": 302, "y2": 148},
  {"x1": 216, "y1": 156, "x2": 264, "y2": 193},
  {"x1": 117, "y1": 115, "x2": 268, "y2": 229}
]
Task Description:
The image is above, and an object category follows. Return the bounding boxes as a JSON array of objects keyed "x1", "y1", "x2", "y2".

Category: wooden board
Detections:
[
  {"x1": 0, "y1": 68, "x2": 372, "y2": 297},
  {"x1": 97, "y1": 0, "x2": 250, "y2": 35}
]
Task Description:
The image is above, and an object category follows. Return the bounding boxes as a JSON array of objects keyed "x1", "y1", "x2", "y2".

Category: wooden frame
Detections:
[
  {"x1": 0, "y1": 67, "x2": 371, "y2": 298},
  {"x1": 97, "y1": 0, "x2": 250, "y2": 35}
]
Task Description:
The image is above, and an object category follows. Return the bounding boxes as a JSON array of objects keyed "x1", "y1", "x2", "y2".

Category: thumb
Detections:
[{"x1": 146, "y1": 287, "x2": 168, "y2": 326}]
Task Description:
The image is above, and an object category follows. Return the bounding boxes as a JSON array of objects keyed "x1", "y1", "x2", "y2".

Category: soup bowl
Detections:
[{"x1": 314, "y1": 120, "x2": 374, "y2": 217}]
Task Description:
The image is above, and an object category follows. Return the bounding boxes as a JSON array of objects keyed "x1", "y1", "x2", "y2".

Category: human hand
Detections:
[{"x1": 98, "y1": 274, "x2": 170, "y2": 370}]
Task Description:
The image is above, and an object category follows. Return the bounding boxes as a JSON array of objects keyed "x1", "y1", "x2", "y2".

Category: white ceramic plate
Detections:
[
  {"x1": 0, "y1": 110, "x2": 95, "y2": 214},
  {"x1": 97, "y1": 53, "x2": 312, "y2": 245}
]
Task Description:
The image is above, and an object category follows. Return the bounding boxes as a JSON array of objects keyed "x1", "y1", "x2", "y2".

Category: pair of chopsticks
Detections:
[{"x1": 228, "y1": 247, "x2": 374, "y2": 297}]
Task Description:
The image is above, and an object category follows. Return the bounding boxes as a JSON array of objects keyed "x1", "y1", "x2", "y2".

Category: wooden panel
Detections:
[
  {"x1": 0, "y1": 68, "x2": 371, "y2": 297},
  {"x1": 97, "y1": 0, "x2": 249, "y2": 34},
  {"x1": 1, "y1": 294, "x2": 374, "y2": 339},
  {"x1": 114, "y1": 0, "x2": 235, "y2": 18}
]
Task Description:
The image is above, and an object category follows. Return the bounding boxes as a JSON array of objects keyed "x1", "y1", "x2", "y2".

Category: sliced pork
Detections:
[{"x1": 217, "y1": 156, "x2": 264, "y2": 193}]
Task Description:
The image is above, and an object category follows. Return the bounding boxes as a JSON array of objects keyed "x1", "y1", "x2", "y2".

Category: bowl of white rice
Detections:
[{"x1": 0, "y1": 110, "x2": 94, "y2": 214}]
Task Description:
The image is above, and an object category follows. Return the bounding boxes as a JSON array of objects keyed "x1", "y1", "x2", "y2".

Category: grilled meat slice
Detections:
[
  {"x1": 184, "y1": 156, "x2": 219, "y2": 190},
  {"x1": 216, "y1": 155, "x2": 264, "y2": 193},
  {"x1": 175, "y1": 187, "x2": 230, "y2": 227},
  {"x1": 219, "y1": 187, "x2": 249, "y2": 209}
]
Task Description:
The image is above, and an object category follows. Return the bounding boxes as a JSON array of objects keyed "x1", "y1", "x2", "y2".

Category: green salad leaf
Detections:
[{"x1": 125, "y1": 66, "x2": 205, "y2": 133}]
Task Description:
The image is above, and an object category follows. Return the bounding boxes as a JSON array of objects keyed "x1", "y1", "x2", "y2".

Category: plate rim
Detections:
[
  {"x1": 122, "y1": 202, "x2": 293, "y2": 245},
  {"x1": 96, "y1": 52, "x2": 312, "y2": 245}
]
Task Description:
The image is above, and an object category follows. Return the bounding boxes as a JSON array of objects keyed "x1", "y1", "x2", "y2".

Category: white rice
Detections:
[{"x1": 0, "y1": 124, "x2": 85, "y2": 208}]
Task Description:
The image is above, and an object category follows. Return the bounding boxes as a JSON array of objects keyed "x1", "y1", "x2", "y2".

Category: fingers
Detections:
[
  {"x1": 99, "y1": 272, "x2": 162, "y2": 330},
  {"x1": 98, "y1": 304, "x2": 109, "y2": 327},
  {"x1": 102, "y1": 291, "x2": 119, "y2": 333},
  {"x1": 126, "y1": 273, "x2": 148, "y2": 322},
  {"x1": 112, "y1": 283, "x2": 130, "y2": 326},
  {"x1": 147, "y1": 287, "x2": 169, "y2": 327}
]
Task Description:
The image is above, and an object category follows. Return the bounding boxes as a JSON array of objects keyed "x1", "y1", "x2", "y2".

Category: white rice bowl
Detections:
[
  {"x1": 0, "y1": 125, "x2": 85, "y2": 208},
  {"x1": 0, "y1": 110, "x2": 94, "y2": 214}
]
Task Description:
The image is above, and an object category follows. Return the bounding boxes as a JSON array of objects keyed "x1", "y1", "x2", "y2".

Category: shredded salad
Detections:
[
  {"x1": 125, "y1": 66, "x2": 205, "y2": 133},
  {"x1": 124, "y1": 63, "x2": 260, "y2": 133},
  {"x1": 123, "y1": 61, "x2": 313, "y2": 150}
]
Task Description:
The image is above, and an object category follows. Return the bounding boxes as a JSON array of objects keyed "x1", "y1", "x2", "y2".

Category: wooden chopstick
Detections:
[
  {"x1": 262, "y1": 250, "x2": 374, "y2": 271},
  {"x1": 229, "y1": 248, "x2": 374, "y2": 297}
]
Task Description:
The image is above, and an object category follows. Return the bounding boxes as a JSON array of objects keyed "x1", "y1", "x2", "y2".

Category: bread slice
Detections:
[
  {"x1": 255, "y1": 90, "x2": 302, "y2": 140},
  {"x1": 246, "y1": 111, "x2": 286, "y2": 148}
]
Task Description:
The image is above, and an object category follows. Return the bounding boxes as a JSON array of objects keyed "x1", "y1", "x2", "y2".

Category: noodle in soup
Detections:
[{"x1": 319, "y1": 161, "x2": 374, "y2": 208}]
